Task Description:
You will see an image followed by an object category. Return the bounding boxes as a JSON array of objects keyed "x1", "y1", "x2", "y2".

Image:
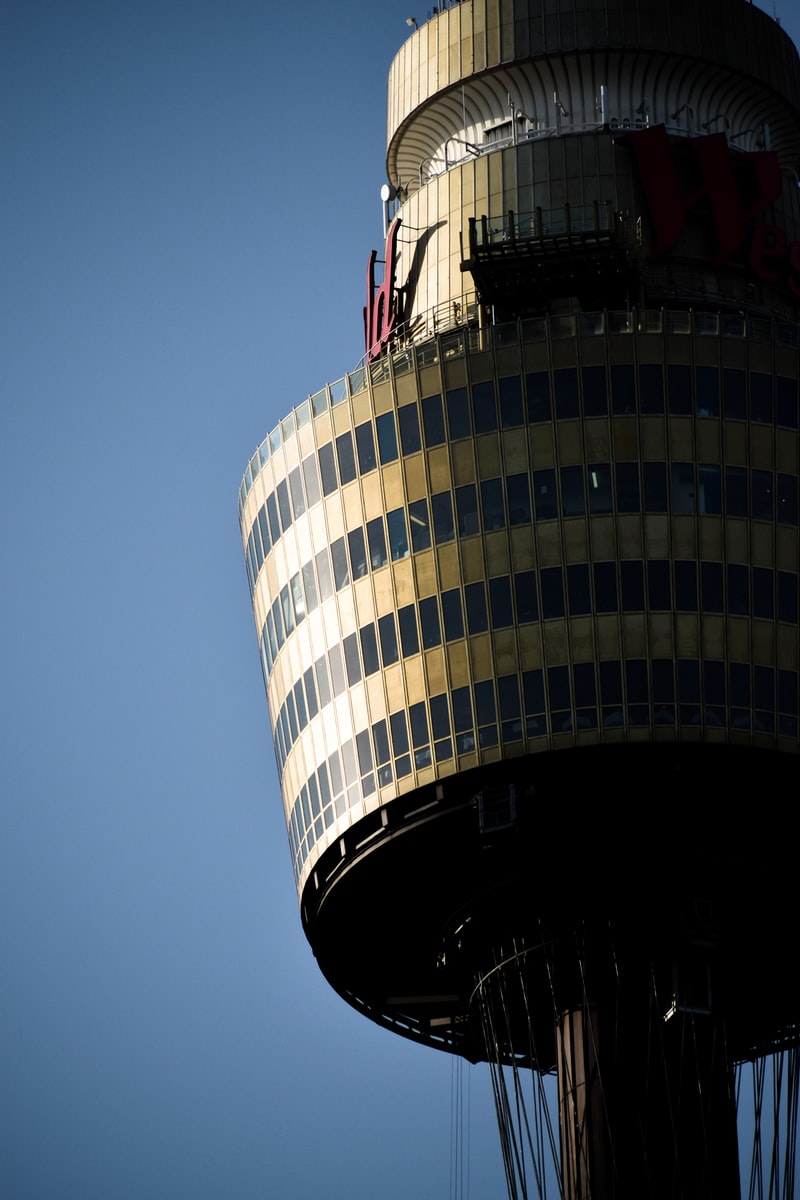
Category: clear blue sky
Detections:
[{"x1": 2, "y1": 3, "x2": 799, "y2": 1198}]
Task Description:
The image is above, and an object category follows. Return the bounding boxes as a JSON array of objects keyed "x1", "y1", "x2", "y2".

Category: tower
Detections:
[{"x1": 239, "y1": 2, "x2": 800, "y2": 1195}]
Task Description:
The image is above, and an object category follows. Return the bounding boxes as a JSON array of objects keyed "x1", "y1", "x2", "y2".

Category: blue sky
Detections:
[{"x1": 2, "y1": 3, "x2": 799, "y2": 1198}]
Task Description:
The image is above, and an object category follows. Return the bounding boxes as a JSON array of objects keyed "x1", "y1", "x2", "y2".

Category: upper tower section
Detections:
[{"x1": 382, "y1": 0, "x2": 800, "y2": 343}]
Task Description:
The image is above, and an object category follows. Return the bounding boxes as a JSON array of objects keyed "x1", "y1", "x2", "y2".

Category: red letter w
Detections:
[{"x1": 620, "y1": 124, "x2": 780, "y2": 264}]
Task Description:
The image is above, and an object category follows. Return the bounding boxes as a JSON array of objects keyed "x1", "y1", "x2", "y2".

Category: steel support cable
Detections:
[
  {"x1": 768, "y1": 1051, "x2": 784, "y2": 1200},
  {"x1": 518, "y1": 963, "x2": 563, "y2": 1199},
  {"x1": 480, "y1": 977, "x2": 523, "y2": 1200},
  {"x1": 494, "y1": 954, "x2": 542, "y2": 1200},
  {"x1": 573, "y1": 930, "x2": 620, "y2": 1192}
]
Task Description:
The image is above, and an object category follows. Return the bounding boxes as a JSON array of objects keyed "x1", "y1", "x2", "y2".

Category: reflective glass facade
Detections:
[{"x1": 237, "y1": 0, "x2": 800, "y2": 1095}]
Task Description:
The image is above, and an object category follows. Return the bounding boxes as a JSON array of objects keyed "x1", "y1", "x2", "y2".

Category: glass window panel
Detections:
[
  {"x1": 751, "y1": 470, "x2": 773, "y2": 520},
  {"x1": 315, "y1": 655, "x2": 331, "y2": 708},
  {"x1": 348, "y1": 527, "x2": 368, "y2": 579},
  {"x1": 387, "y1": 507, "x2": 409, "y2": 559},
  {"x1": 431, "y1": 492, "x2": 455, "y2": 543},
  {"x1": 671, "y1": 463, "x2": 695, "y2": 512},
  {"x1": 328, "y1": 752, "x2": 343, "y2": 797},
  {"x1": 643, "y1": 462, "x2": 667, "y2": 512},
  {"x1": 328, "y1": 644, "x2": 346, "y2": 695},
  {"x1": 678, "y1": 658, "x2": 700, "y2": 703},
  {"x1": 522, "y1": 670, "x2": 545, "y2": 720},
  {"x1": 291, "y1": 573, "x2": 305, "y2": 623},
  {"x1": 600, "y1": 660, "x2": 622, "y2": 704},
  {"x1": 548, "y1": 665, "x2": 570, "y2": 711},
  {"x1": 304, "y1": 667, "x2": 318, "y2": 719},
  {"x1": 280, "y1": 583, "x2": 294, "y2": 635},
  {"x1": 561, "y1": 466, "x2": 584, "y2": 515},
  {"x1": 626, "y1": 659, "x2": 649, "y2": 704},
  {"x1": 588, "y1": 464, "x2": 612, "y2": 513},
  {"x1": 409, "y1": 702, "x2": 429, "y2": 749},
  {"x1": 266, "y1": 492, "x2": 281, "y2": 542},
  {"x1": 367, "y1": 516, "x2": 388, "y2": 568},
  {"x1": 498, "y1": 675, "x2": 521, "y2": 720},
  {"x1": 452, "y1": 686, "x2": 473, "y2": 732},
  {"x1": 472, "y1": 380, "x2": 497, "y2": 434},
  {"x1": 419, "y1": 596, "x2": 441, "y2": 648},
  {"x1": 465, "y1": 582, "x2": 489, "y2": 633},
  {"x1": 456, "y1": 484, "x2": 480, "y2": 536},
  {"x1": 294, "y1": 679, "x2": 308, "y2": 728},
  {"x1": 639, "y1": 363, "x2": 664, "y2": 414},
  {"x1": 616, "y1": 462, "x2": 640, "y2": 512},
  {"x1": 583, "y1": 365, "x2": 608, "y2": 416},
  {"x1": 533, "y1": 469, "x2": 558, "y2": 520},
  {"x1": 674, "y1": 560, "x2": 697, "y2": 610},
  {"x1": 302, "y1": 455, "x2": 321, "y2": 508},
  {"x1": 506, "y1": 474, "x2": 531, "y2": 525},
  {"x1": 753, "y1": 566, "x2": 774, "y2": 619},
  {"x1": 593, "y1": 562, "x2": 617, "y2": 612},
  {"x1": 489, "y1": 576, "x2": 513, "y2": 628},
  {"x1": 272, "y1": 596, "x2": 284, "y2": 649},
  {"x1": 277, "y1": 479, "x2": 292, "y2": 530},
  {"x1": 286, "y1": 693, "x2": 298, "y2": 741},
  {"x1": 540, "y1": 566, "x2": 565, "y2": 618},
  {"x1": 430, "y1": 693, "x2": 451, "y2": 740},
  {"x1": 621, "y1": 561, "x2": 644, "y2": 610},
  {"x1": 526, "y1": 371, "x2": 551, "y2": 422},
  {"x1": 698, "y1": 465, "x2": 721, "y2": 514},
  {"x1": 648, "y1": 559, "x2": 671, "y2": 610},
  {"x1": 729, "y1": 662, "x2": 750, "y2": 708},
  {"x1": 668, "y1": 364, "x2": 692, "y2": 415},
  {"x1": 722, "y1": 368, "x2": 746, "y2": 419},
  {"x1": 754, "y1": 664, "x2": 774, "y2": 712},
  {"x1": 567, "y1": 563, "x2": 591, "y2": 614},
  {"x1": 356, "y1": 730, "x2": 373, "y2": 776},
  {"x1": 446, "y1": 387, "x2": 471, "y2": 439},
  {"x1": 408, "y1": 498, "x2": 432, "y2": 552},
  {"x1": 372, "y1": 719, "x2": 391, "y2": 765},
  {"x1": 704, "y1": 660, "x2": 726, "y2": 706},
  {"x1": 611, "y1": 364, "x2": 635, "y2": 414},
  {"x1": 421, "y1": 393, "x2": 446, "y2": 447},
  {"x1": 258, "y1": 507, "x2": 271, "y2": 558},
  {"x1": 316, "y1": 548, "x2": 333, "y2": 601},
  {"x1": 481, "y1": 478, "x2": 505, "y2": 529},
  {"x1": 336, "y1": 431, "x2": 357, "y2": 484},
  {"x1": 696, "y1": 366, "x2": 719, "y2": 416},
  {"x1": 389, "y1": 710, "x2": 410, "y2": 755},
  {"x1": 651, "y1": 658, "x2": 674, "y2": 702},
  {"x1": 331, "y1": 537, "x2": 349, "y2": 589},
  {"x1": 375, "y1": 412, "x2": 399, "y2": 464},
  {"x1": 289, "y1": 466, "x2": 305, "y2": 518},
  {"x1": 701, "y1": 561, "x2": 724, "y2": 613},
  {"x1": 378, "y1": 612, "x2": 399, "y2": 665},
  {"x1": 514, "y1": 570, "x2": 538, "y2": 622},
  {"x1": 751, "y1": 372, "x2": 772, "y2": 423},
  {"x1": 777, "y1": 474, "x2": 798, "y2": 525},
  {"x1": 398, "y1": 604, "x2": 420, "y2": 655},
  {"x1": 778, "y1": 571, "x2": 798, "y2": 623},
  {"x1": 474, "y1": 680, "x2": 497, "y2": 727},
  {"x1": 573, "y1": 662, "x2": 597, "y2": 707},
  {"x1": 319, "y1": 442, "x2": 338, "y2": 495},
  {"x1": 360, "y1": 624, "x2": 380, "y2": 675},
  {"x1": 398, "y1": 404, "x2": 421, "y2": 454},
  {"x1": 776, "y1": 376, "x2": 798, "y2": 429},
  {"x1": 499, "y1": 376, "x2": 524, "y2": 427},
  {"x1": 442, "y1": 588, "x2": 465, "y2": 640},
  {"x1": 555, "y1": 368, "x2": 579, "y2": 418},
  {"x1": 725, "y1": 466, "x2": 747, "y2": 517},
  {"x1": 355, "y1": 421, "x2": 377, "y2": 473},
  {"x1": 727, "y1": 563, "x2": 749, "y2": 616}
]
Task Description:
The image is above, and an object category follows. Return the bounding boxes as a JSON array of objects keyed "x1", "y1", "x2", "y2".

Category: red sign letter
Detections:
[{"x1": 364, "y1": 217, "x2": 402, "y2": 362}]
